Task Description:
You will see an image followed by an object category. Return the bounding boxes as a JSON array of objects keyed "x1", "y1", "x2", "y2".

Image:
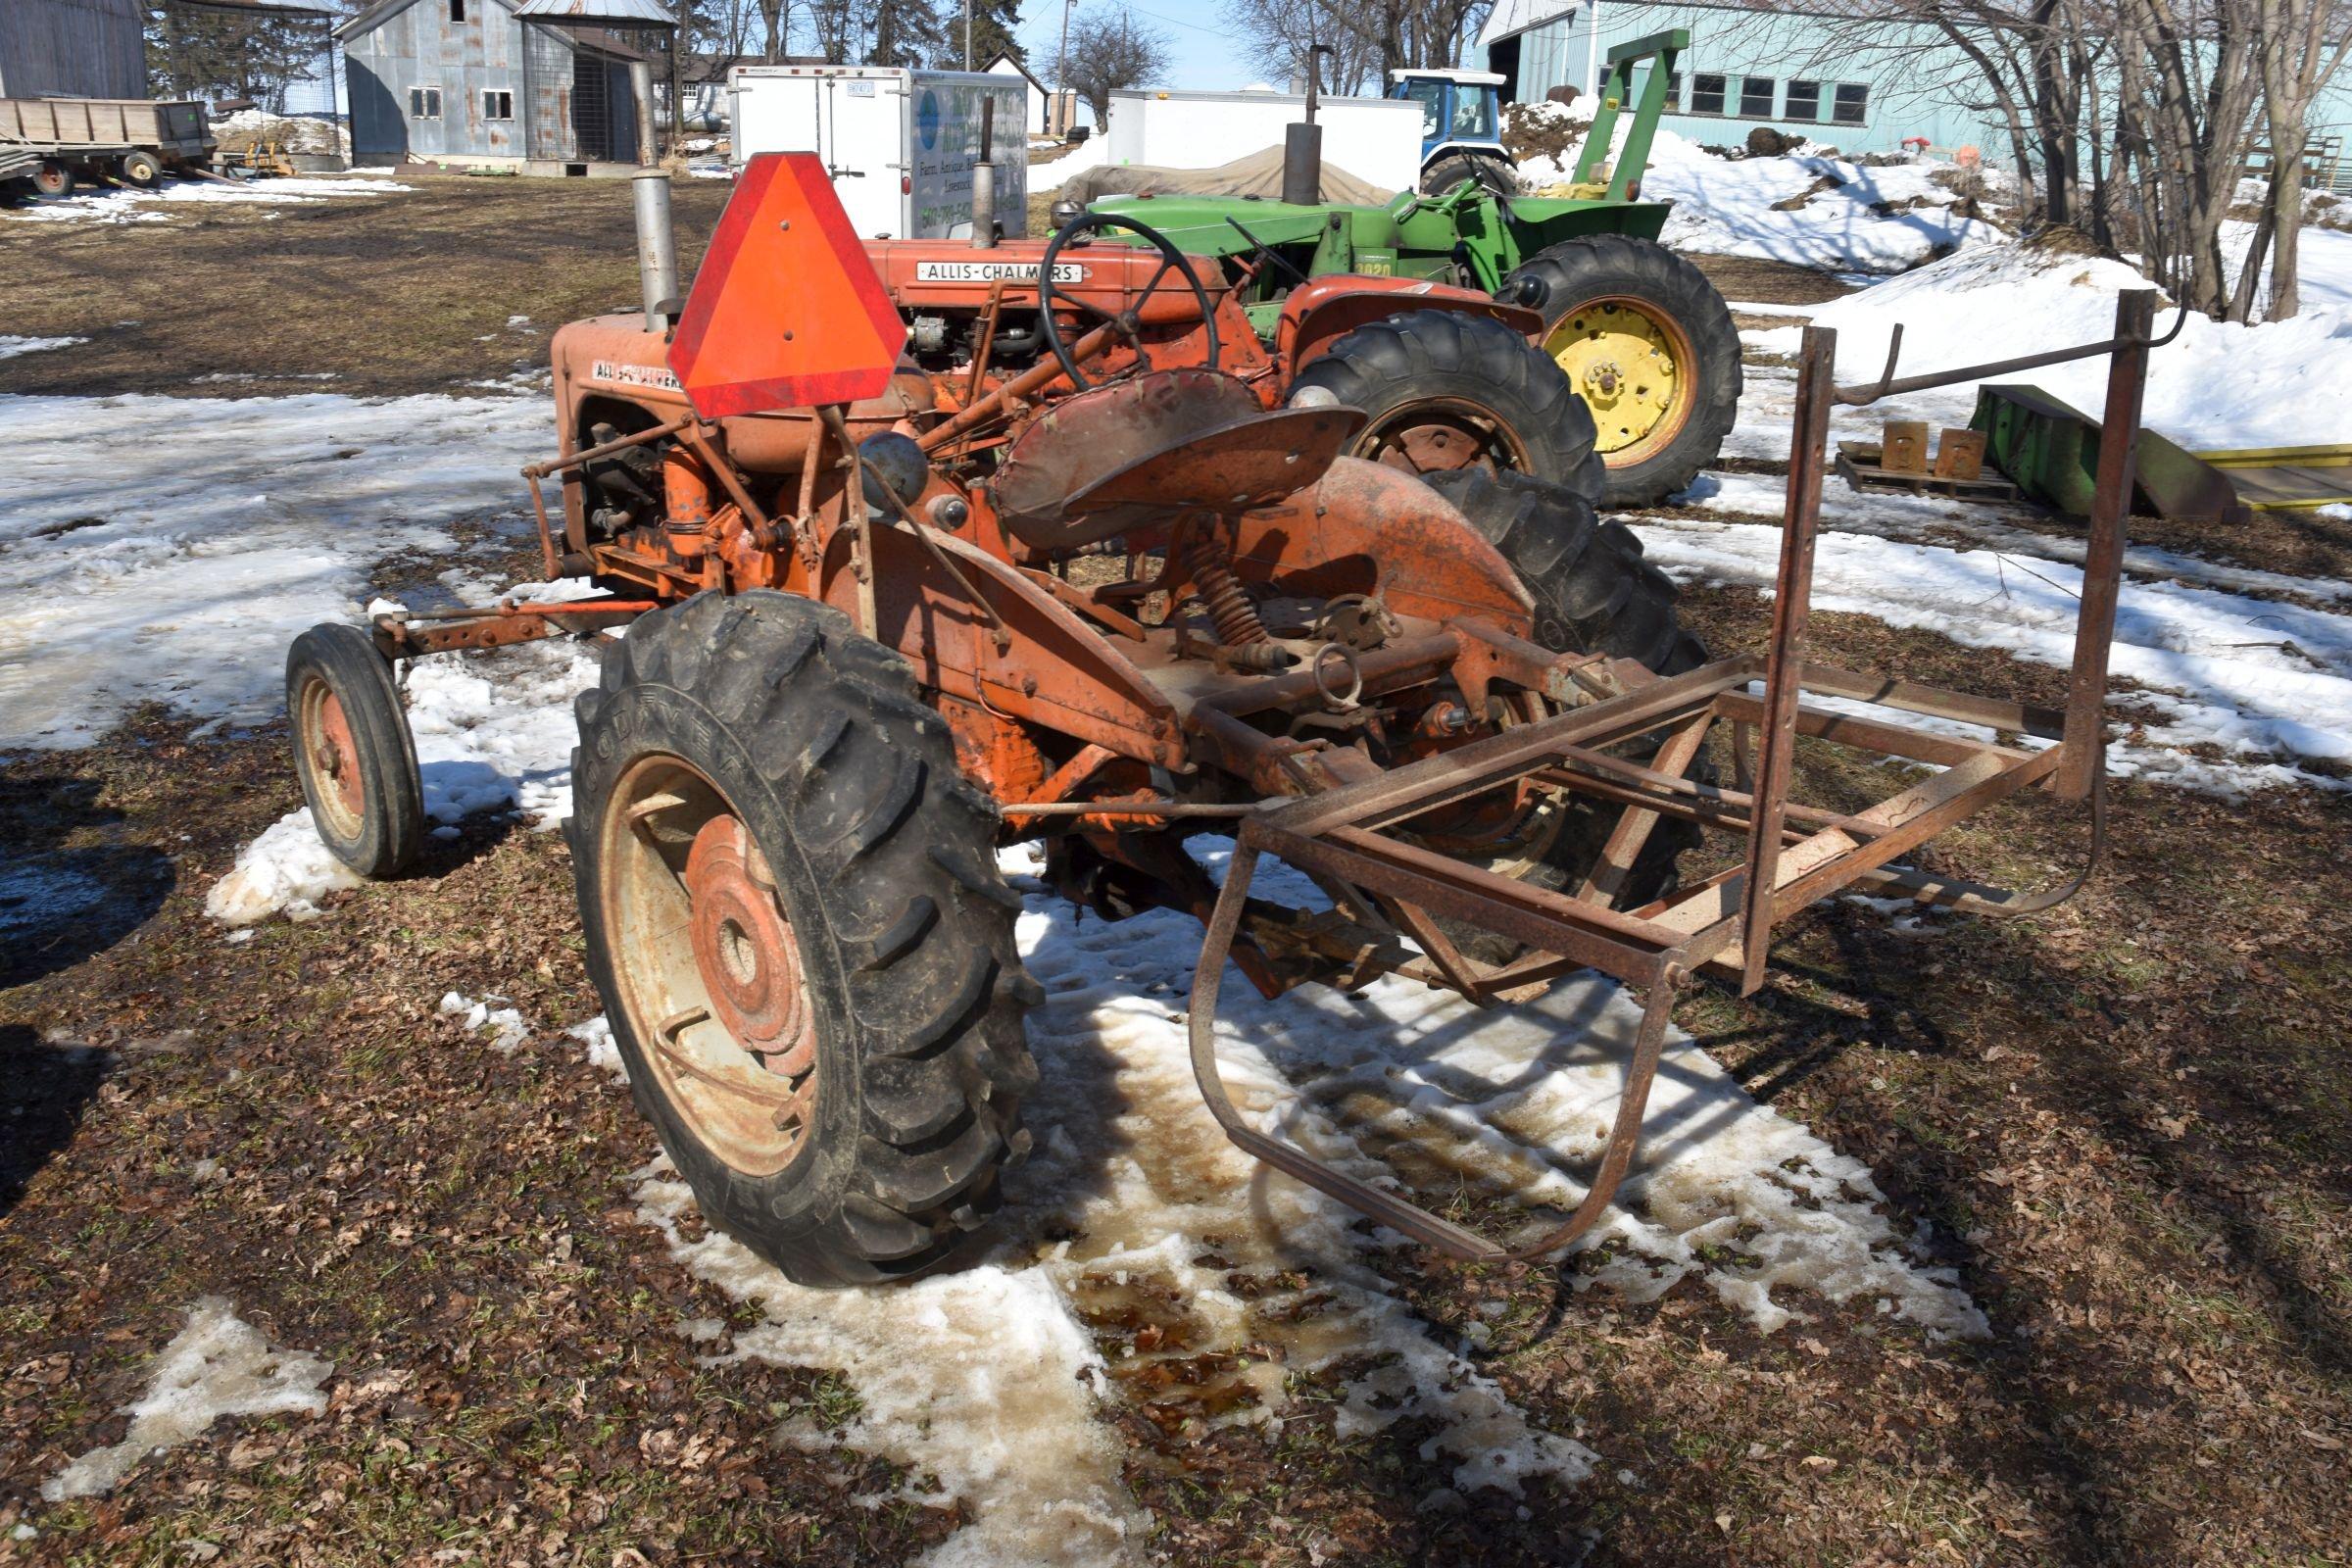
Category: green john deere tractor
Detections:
[{"x1": 1083, "y1": 29, "x2": 1739, "y2": 508}]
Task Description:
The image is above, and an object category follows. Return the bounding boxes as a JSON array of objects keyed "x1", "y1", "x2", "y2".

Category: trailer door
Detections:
[{"x1": 820, "y1": 72, "x2": 906, "y2": 239}]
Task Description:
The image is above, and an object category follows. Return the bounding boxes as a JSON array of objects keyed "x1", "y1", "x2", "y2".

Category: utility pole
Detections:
[
  {"x1": 1054, "y1": 0, "x2": 1073, "y2": 133},
  {"x1": 963, "y1": 0, "x2": 972, "y2": 69}
]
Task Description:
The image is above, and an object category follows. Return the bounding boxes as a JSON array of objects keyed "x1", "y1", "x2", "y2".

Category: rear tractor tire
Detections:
[
  {"x1": 287, "y1": 621, "x2": 424, "y2": 878},
  {"x1": 569, "y1": 589, "x2": 1039, "y2": 1287},
  {"x1": 1287, "y1": 309, "x2": 1607, "y2": 498},
  {"x1": 1502, "y1": 233, "x2": 1742, "y2": 509},
  {"x1": 1421, "y1": 466, "x2": 1708, "y2": 912},
  {"x1": 1422, "y1": 151, "x2": 1523, "y2": 197}
]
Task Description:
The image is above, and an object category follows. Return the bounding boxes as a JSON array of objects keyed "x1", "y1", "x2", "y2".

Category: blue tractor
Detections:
[{"x1": 1390, "y1": 68, "x2": 1523, "y2": 196}]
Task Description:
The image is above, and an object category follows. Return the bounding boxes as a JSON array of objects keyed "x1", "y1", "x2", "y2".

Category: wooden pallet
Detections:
[{"x1": 1835, "y1": 441, "x2": 2020, "y2": 503}]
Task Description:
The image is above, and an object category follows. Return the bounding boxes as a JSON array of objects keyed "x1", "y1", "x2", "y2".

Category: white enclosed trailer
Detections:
[
  {"x1": 1103, "y1": 88, "x2": 1422, "y2": 193},
  {"x1": 727, "y1": 65, "x2": 1030, "y2": 240}
]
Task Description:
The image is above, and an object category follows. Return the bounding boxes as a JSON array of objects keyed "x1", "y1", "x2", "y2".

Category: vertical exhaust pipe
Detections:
[
  {"x1": 627, "y1": 59, "x2": 659, "y2": 169},
  {"x1": 970, "y1": 97, "x2": 998, "y2": 248},
  {"x1": 633, "y1": 169, "x2": 680, "y2": 333},
  {"x1": 1282, "y1": 42, "x2": 1334, "y2": 206}
]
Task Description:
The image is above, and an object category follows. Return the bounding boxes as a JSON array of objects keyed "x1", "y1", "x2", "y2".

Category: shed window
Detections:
[
  {"x1": 484, "y1": 89, "x2": 514, "y2": 121},
  {"x1": 1785, "y1": 80, "x2": 1821, "y2": 122},
  {"x1": 1664, "y1": 71, "x2": 1682, "y2": 110},
  {"x1": 1690, "y1": 73, "x2": 1726, "y2": 115},
  {"x1": 1739, "y1": 76, "x2": 1776, "y2": 119},
  {"x1": 410, "y1": 86, "x2": 443, "y2": 120},
  {"x1": 450, "y1": 0, "x2": 466, "y2": 21},
  {"x1": 1833, "y1": 83, "x2": 1870, "y2": 124}
]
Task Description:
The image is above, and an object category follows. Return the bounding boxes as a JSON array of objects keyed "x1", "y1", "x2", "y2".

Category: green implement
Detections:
[{"x1": 1085, "y1": 29, "x2": 1742, "y2": 507}]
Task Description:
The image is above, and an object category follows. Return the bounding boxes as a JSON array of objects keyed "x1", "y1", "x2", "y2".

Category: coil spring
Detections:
[{"x1": 1188, "y1": 533, "x2": 1270, "y2": 647}]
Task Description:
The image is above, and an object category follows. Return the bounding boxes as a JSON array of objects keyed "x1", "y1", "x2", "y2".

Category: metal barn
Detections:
[
  {"x1": 0, "y1": 0, "x2": 148, "y2": 100},
  {"x1": 338, "y1": 0, "x2": 669, "y2": 170}
]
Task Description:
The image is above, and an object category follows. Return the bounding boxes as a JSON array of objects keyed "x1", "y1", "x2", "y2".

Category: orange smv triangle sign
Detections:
[{"x1": 666, "y1": 152, "x2": 909, "y2": 419}]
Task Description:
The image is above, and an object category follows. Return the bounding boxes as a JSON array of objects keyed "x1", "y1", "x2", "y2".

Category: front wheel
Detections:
[
  {"x1": 570, "y1": 590, "x2": 1038, "y2": 1287},
  {"x1": 1286, "y1": 309, "x2": 1605, "y2": 498},
  {"x1": 287, "y1": 622, "x2": 423, "y2": 878},
  {"x1": 1503, "y1": 234, "x2": 1742, "y2": 508}
]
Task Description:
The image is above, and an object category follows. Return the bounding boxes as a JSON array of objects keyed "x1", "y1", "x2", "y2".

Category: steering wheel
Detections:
[{"x1": 1037, "y1": 210, "x2": 1221, "y2": 392}]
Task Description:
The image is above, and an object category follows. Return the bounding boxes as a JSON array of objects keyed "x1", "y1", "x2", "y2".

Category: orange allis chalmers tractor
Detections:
[{"x1": 288, "y1": 156, "x2": 2158, "y2": 1285}]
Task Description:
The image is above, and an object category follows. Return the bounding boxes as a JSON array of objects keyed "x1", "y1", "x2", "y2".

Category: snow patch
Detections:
[
  {"x1": 1743, "y1": 242, "x2": 2352, "y2": 451},
  {"x1": 402, "y1": 638, "x2": 604, "y2": 827},
  {"x1": 0, "y1": 390, "x2": 547, "y2": 751},
  {"x1": 203, "y1": 809, "x2": 363, "y2": 926},
  {"x1": 6, "y1": 174, "x2": 407, "y2": 226},
  {"x1": 564, "y1": 1014, "x2": 628, "y2": 1082},
  {"x1": 1030, "y1": 138, "x2": 1109, "y2": 191},
  {"x1": 1632, "y1": 511, "x2": 2352, "y2": 790},
  {"x1": 0, "y1": 335, "x2": 85, "y2": 360},
  {"x1": 41, "y1": 1299, "x2": 332, "y2": 1502},
  {"x1": 439, "y1": 991, "x2": 528, "y2": 1053},
  {"x1": 637, "y1": 1176, "x2": 1148, "y2": 1566},
  {"x1": 609, "y1": 845, "x2": 1982, "y2": 1562},
  {"x1": 1525, "y1": 120, "x2": 1999, "y2": 272}
]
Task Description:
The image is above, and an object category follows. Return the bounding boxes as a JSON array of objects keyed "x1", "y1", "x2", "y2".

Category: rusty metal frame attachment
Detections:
[{"x1": 1183, "y1": 290, "x2": 2166, "y2": 1263}]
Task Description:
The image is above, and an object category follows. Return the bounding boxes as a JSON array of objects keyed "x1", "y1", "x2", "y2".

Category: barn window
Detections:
[
  {"x1": 1663, "y1": 71, "x2": 1682, "y2": 110},
  {"x1": 1690, "y1": 74, "x2": 1726, "y2": 115},
  {"x1": 450, "y1": 0, "x2": 467, "y2": 21},
  {"x1": 1739, "y1": 76, "x2": 1776, "y2": 119},
  {"x1": 1785, "y1": 80, "x2": 1821, "y2": 122},
  {"x1": 484, "y1": 89, "x2": 514, "y2": 121},
  {"x1": 410, "y1": 86, "x2": 443, "y2": 120},
  {"x1": 1834, "y1": 83, "x2": 1870, "y2": 124}
]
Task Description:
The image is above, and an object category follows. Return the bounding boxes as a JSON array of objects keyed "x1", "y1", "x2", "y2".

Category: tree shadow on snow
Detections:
[{"x1": 0, "y1": 774, "x2": 176, "y2": 991}]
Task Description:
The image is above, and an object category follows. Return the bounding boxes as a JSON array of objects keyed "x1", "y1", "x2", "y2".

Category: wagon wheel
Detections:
[
  {"x1": 286, "y1": 622, "x2": 424, "y2": 877},
  {"x1": 31, "y1": 161, "x2": 74, "y2": 199}
]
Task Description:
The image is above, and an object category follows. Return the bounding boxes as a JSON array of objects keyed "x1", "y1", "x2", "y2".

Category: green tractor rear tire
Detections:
[
  {"x1": 1503, "y1": 234, "x2": 1741, "y2": 509},
  {"x1": 1286, "y1": 309, "x2": 1606, "y2": 498}
]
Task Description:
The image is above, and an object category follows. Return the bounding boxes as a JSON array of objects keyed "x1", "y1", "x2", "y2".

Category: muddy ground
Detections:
[{"x1": 3, "y1": 178, "x2": 2349, "y2": 1567}]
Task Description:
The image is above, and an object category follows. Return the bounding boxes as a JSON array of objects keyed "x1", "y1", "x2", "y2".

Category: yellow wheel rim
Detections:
[{"x1": 1544, "y1": 296, "x2": 1694, "y2": 466}]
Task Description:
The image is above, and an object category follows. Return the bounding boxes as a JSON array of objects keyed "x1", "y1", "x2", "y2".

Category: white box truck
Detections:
[
  {"x1": 1103, "y1": 88, "x2": 1423, "y2": 193},
  {"x1": 727, "y1": 65, "x2": 1030, "y2": 240}
]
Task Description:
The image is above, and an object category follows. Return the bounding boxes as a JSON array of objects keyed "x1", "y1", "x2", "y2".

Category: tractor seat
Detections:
[{"x1": 990, "y1": 368, "x2": 1366, "y2": 552}]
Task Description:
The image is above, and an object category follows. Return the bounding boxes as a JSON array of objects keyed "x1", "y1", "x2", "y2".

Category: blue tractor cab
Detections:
[{"x1": 1388, "y1": 68, "x2": 1522, "y2": 196}]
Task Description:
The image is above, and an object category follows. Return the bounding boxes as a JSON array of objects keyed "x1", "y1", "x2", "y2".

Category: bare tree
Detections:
[
  {"x1": 1064, "y1": 7, "x2": 1170, "y2": 128},
  {"x1": 757, "y1": 0, "x2": 790, "y2": 60},
  {"x1": 2246, "y1": 0, "x2": 2352, "y2": 318},
  {"x1": 1222, "y1": 0, "x2": 1383, "y2": 93},
  {"x1": 1724, "y1": 0, "x2": 2282, "y2": 317},
  {"x1": 1220, "y1": 0, "x2": 1495, "y2": 91}
]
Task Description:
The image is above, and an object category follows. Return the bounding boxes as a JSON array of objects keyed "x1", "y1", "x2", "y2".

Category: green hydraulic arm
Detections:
[{"x1": 1572, "y1": 27, "x2": 1689, "y2": 201}]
